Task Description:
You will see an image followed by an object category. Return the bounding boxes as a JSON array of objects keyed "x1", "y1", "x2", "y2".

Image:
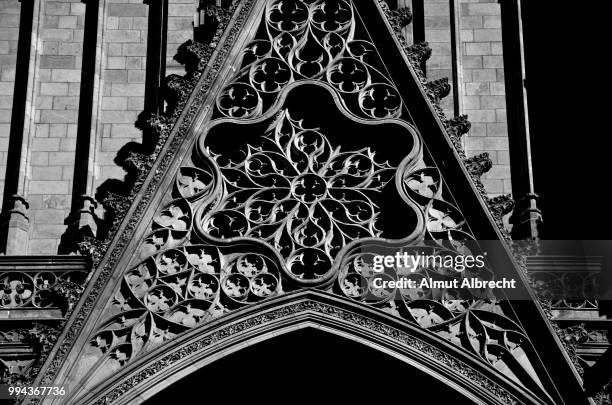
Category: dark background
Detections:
[
  {"x1": 144, "y1": 328, "x2": 475, "y2": 404},
  {"x1": 522, "y1": 3, "x2": 611, "y2": 241}
]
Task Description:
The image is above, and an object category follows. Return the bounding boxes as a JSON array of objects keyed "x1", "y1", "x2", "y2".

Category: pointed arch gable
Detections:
[
  {"x1": 29, "y1": 1, "x2": 584, "y2": 405},
  {"x1": 67, "y1": 291, "x2": 548, "y2": 405}
]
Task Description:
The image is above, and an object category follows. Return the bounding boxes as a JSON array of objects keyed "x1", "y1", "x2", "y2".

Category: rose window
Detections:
[{"x1": 200, "y1": 110, "x2": 396, "y2": 282}]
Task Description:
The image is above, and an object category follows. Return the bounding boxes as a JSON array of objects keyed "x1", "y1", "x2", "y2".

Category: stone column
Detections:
[
  {"x1": 499, "y1": 0, "x2": 542, "y2": 239},
  {"x1": 0, "y1": 0, "x2": 41, "y2": 254}
]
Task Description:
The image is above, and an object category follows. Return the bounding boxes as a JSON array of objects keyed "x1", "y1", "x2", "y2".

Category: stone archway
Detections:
[
  {"x1": 68, "y1": 291, "x2": 553, "y2": 405},
  {"x1": 144, "y1": 326, "x2": 476, "y2": 405}
]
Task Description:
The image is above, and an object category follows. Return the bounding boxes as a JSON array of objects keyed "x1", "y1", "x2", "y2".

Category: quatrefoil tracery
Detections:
[{"x1": 216, "y1": 0, "x2": 402, "y2": 120}]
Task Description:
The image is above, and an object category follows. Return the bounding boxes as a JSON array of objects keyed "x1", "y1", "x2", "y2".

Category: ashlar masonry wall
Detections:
[{"x1": 0, "y1": 0, "x2": 512, "y2": 254}]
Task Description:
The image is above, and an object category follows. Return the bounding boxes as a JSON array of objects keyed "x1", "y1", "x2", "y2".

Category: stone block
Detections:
[
  {"x1": 168, "y1": 4, "x2": 194, "y2": 16},
  {"x1": 108, "y1": 57, "x2": 126, "y2": 69},
  {"x1": 31, "y1": 138, "x2": 60, "y2": 151},
  {"x1": 40, "y1": 110, "x2": 78, "y2": 123},
  {"x1": 111, "y1": 123, "x2": 140, "y2": 138},
  {"x1": 0, "y1": 95, "x2": 11, "y2": 109},
  {"x1": 29, "y1": 181, "x2": 69, "y2": 195},
  {"x1": 168, "y1": 17, "x2": 193, "y2": 30},
  {"x1": 127, "y1": 96, "x2": 144, "y2": 110},
  {"x1": 30, "y1": 152, "x2": 50, "y2": 166},
  {"x1": 465, "y1": 82, "x2": 489, "y2": 96},
  {"x1": 0, "y1": 41, "x2": 9, "y2": 55},
  {"x1": 133, "y1": 17, "x2": 148, "y2": 29},
  {"x1": 464, "y1": 3, "x2": 499, "y2": 15},
  {"x1": 60, "y1": 138, "x2": 76, "y2": 151},
  {"x1": 465, "y1": 136, "x2": 484, "y2": 150},
  {"x1": 486, "y1": 122, "x2": 508, "y2": 136},
  {"x1": 58, "y1": 15, "x2": 78, "y2": 29},
  {"x1": 1, "y1": 67, "x2": 16, "y2": 81},
  {"x1": 0, "y1": 14, "x2": 19, "y2": 27},
  {"x1": 43, "y1": 194, "x2": 70, "y2": 209},
  {"x1": 460, "y1": 29, "x2": 473, "y2": 42},
  {"x1": 118, "y1": 17, "x2": 133, "y2": 30},
  {"x1": 425, "y1": 3, "x2": 450, "y2": 16},
  {"x1": 465, "y1": 42, "x2": 490, "y2": 55},
  {"x1": 102, "y1": 96, "x2": 128, "y2": 110},
  {"x1": 106, "y1": 30, "x2": 141, "y2": 43},
  {"x1": 127, "y1": 70, "x2": 145, "y2": 83},
  {"x1": 109, "y1": 4, "x2": 147, "y2": 17},
  {"x1": 105, "y1": 69, "x2": 128, "y2": 83},
  {"x1": 0, "y1": 28, "x2": 19, "y2": 40},
  {"x1": 111, "y1": 83, "x2": 144, "y2": 96},
  {"x1": 41, "y1": 29, "x2": 73, "y2": 41},
  {"x1": 497, "y1": 150, "x2": 510, "y2": 165},
  {"x1": 460, "y1": 16, "x2": 483, "y2": 29},
  {"x1": 67, "y1": 124, "x2": 78, "y2": 138},
  {"x1": 0, "y1": 83, "x2": 14, "y2": 94},
  {"x1": 483, "y1": 137, "x2": 509, "y2": 150},
  {"x1": 101, "y1": 138, "x2": 130, "y2": 151},
  {"x1": 491, "y1": 42, "x2": 503, "y2": 55},
  {"x1": 101, "y1": 110, "x2": 137, "y2": 124},
  {"x1": 68, "y1": 82, "x2": 81, "y2": 96},
  {"x1": 426, "y1": 29, "x2": 451, "y2": 43},
  {"x1": 53, "y1": 96, "x2": 79, "y2": 110},
  {"x1": 43, "y1": 15, "x2": 59, "y2": 28},
  {"x1": 125, "y1": 57, "x2": 141, "y2": 69},
  {"x1": 28, "y1": 239, "x2": 58, "y2": 255},
  {"x1": 34, "y1": 124, "x2": 50, "y2": 138},
  {"x1": 40, "y1": 82, "x2": 68, "y2": 96},
  {"x1": 31, "y1": 166, "x2": 63, "y2": 180},
  {"x1": 70, "y1": 3, "x2": 86, "y2": 15},
  {"x1": 472, "y1": 68, "x2": 496, "y2": 82},
  {"x1": 59, "y1": 42, "x2": 83, "y2": 55},
  {"x1": 483, "y1": 15, "x2": 501, "y2": 28},
  {"x1": 425, "y1": 16, "x2": 450, "y2": 29},
  {"x1": 468, "y1": 109, "x2": 496, "y2": 123},
  {"x1": 49, "y1": 123, "x2": 67, "y2": 137},
  {"x1": 480, "y1": 95, "x2": 505, "y2": 109},
  {"x1": 490, "y1": 82, "x2": 505, "y2": 95},
  {"x1": 122, "y1": 43, "x2": 147, "y2": 56},
  {"x1": 495, "y1": 108, "x2": 506, "y2": 122},
  {"x1": 48, "y1": 151, "x2": 73, "y2": 165},
  {"x1": 473, "y1": 28, "x2": 502, "y2": 42},
  {"x1": 467, "y1": 122, "x2": 486, "y2": 136},
  {"x1": 108, "y1": 43, "x2": 122, "y2": 56},
  {"x1": 33, "y1": 224, "x2": 67, "y2": 239},
  {"x1": 51, "y1": 68, "x2": 82, "y2": 82},
  {"x1": 46, "y1": 2, "x2": 70, "y2": 15},
  {"x1": 462, "y1": 95, "x2": 480, "y2": 110}
]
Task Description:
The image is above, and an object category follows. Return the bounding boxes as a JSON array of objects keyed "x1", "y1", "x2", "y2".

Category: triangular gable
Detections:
[{"x1": 31, "y1": 1, "x2": 585, "y2": 404}]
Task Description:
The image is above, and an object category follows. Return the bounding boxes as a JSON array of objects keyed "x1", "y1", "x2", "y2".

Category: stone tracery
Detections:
[
  {"x1": 201, "y1": 110, "x2": 398, "y2": 281},
  {"x1": 79, "y1": 0, "x2": 550, "y2": 400}
]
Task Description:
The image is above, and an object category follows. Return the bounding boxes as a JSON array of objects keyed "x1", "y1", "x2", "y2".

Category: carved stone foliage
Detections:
[{"x1": 77, "y1": 1, "x2": 549, "y2": 401}]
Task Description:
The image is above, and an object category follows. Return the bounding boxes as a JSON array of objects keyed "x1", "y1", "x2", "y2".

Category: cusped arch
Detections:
[{"x1": 67, "y1": 290, "x2": 552, "y2": 405}]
